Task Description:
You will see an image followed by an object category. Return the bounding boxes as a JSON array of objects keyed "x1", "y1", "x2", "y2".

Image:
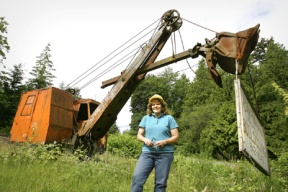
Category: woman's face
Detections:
[{"x1": 151, "y1": 99, "x2": 162, "y2": 116}]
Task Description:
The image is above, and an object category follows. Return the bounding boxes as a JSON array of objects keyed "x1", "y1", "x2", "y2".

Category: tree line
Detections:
[{"x1": 1, "y1": 17, "x2": 287, "y2": 165}]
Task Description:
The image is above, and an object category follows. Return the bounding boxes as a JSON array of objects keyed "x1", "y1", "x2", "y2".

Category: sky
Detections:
[{"x1": 1, "y1": 0, "x2": 287, "y2": 132}]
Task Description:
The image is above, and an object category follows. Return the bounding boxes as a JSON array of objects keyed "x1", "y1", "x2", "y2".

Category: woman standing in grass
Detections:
[{"x1": 131, "y1": 94, "x2": 179, "y2": 192}]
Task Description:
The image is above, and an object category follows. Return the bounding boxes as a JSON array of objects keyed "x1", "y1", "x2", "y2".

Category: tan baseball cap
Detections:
[{"x1": 148, "y1": 94, "x2": 164, "y2": 102}]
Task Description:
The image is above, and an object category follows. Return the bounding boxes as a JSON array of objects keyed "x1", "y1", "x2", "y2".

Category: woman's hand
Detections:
[
  {"x1": 155, "y1": 140, "x2": 166, "y2": 148},
  {"x1": 144, "y1": 138, "x2": 153, "y2": 147}
]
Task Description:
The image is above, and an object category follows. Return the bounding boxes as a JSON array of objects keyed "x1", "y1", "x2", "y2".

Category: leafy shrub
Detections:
[{"x1": 107, "y1": 133, "x2": 142, "y2": 158}]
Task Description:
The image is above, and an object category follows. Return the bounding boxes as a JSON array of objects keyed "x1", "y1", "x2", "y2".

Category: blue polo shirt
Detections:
[{"x1": 139, "y1": 113, "x2": 178, "y2": 153}]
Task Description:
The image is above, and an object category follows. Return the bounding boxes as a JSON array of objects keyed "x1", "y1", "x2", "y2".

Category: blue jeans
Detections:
[{"x1": 131, "y1": 152, "x2": 174, "y2": 192}]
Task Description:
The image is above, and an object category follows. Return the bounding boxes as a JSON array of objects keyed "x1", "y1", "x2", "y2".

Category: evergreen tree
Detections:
[
  {"x1": 200, "y1": 101, "x2": 239, "y2": 159},
  {"x1": 27, "y1": 43, "x2": 56, "y2": 89},
  {"x1": 0, "y1": 70, "x2": 10, "y2": 131},
  {"x1": 0, "y1": 64, "x2": 25, "y2": 134},
  {"x1": 251, "y1": 38, "x2": 288, "y2": 156},
  {"x1": 0, "y1": 17, "x2": 10, "y2": 65},
  {"x1": 177, "y1": 104, "x2": 218, "y2": 155},
  {"x1": 3, "y1": 63, "x2": 25, "y2": 106},
  {"x1": 170, "y1": 73, "x2": 190, "y2": 118},
  {"x1": 179, "y1": 59, "x2": 238, "y2": 157},
  {"x1": 260, "y1": 38, "x2": 288, "y2": 89}
]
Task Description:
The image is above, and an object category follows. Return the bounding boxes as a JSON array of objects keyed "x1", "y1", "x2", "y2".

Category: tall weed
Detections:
[{"x1": 0, "y1": 138, "x2": 287, "y2": 192}]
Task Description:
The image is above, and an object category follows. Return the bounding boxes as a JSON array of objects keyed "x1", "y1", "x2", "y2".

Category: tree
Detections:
[
  {"x1": 0, "y1": 17, "x2": 10, "y2": 65},
  {"x1": 200, "y1": 101, "x2": 239, "y2": 160},
  {"x1": 252, "y1": 38, "x2": 288, "y2": 155},
  {"x1": 27, "y1": 43, "x2": 56, "y2": 89},
  {"x1": 109, "y1": 123, "x2": 120, "y2": 134},
  {"x1": 236, "y1": 38, "x2": 287, "y2": 157},
  {"x1": 261, "y1": 39, "x2": 288, "y2": 88},
  {"x1": 0, "y1": 70, "x2": 10, "y2": 130},
  {"x1": 177, "y1": 104, "x2": 218, "y2": 155},
  {"x1": 0, "y1": 63, "x2": 25, "y2": 134},
  {"x1": 169, "y1": 73, "x2": 190, "y2": 118},
  {"x1": 272, "y1": 82, "x2": 288, "y2": 117},
  {"x1": 3, "y1": 63, "x2": 25, "y2": 105},
  {"x1": 178, "y1": 59, "x2": 237, "y2": 157}
]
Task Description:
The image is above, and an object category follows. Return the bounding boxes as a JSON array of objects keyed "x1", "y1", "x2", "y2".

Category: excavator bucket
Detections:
[
  {"x1": 199, "y1": 24, "x2": 260, "y2": 87},
  {"x1": 214, "y1": 24, "x2": 260, "y2": 75}
]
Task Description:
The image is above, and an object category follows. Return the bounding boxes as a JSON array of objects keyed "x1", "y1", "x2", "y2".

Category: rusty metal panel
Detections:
[
  {"x1": 26, "y1": 88, "x2": 51, "y2": 142},
  {"x1": 10, "y1": 87, "x2": 74, "y2": 143},
  {"x1": 47, "y1": 87, "x2": 74, "y2": 143},
  {"x1": 10, "y1": 90, "x2": 39, "y2": 142},
  {"x1": 73, "y1": 98, "x2": 100, "y2": 136}
]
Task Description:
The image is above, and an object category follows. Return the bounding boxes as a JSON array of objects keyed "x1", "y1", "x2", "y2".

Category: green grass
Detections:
[{"x1": 0, "y1": 139, "x2": 287, "y2": 192}]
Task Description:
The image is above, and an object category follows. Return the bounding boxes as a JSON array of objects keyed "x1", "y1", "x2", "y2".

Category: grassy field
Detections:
[{"x1": 0, "y1": 139, "x2": 287, "y2": 192}]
